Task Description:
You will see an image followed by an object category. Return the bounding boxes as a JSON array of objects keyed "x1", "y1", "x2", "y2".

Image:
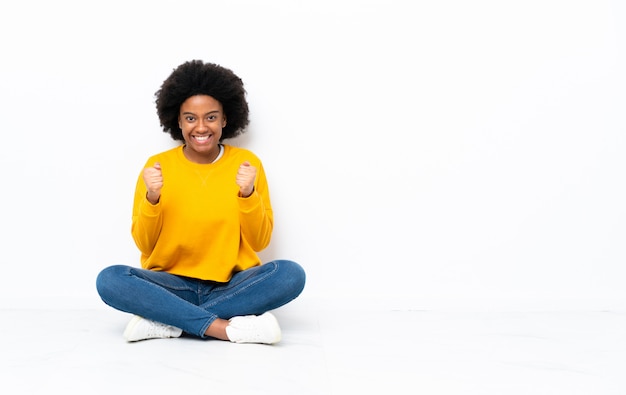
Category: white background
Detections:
[{"x1": 0, "y1": 0, "x2": 624, "y2": 310}]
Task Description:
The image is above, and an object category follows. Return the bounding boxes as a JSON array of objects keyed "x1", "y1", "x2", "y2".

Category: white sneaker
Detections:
[
  {"x1": 225, "y1": 312, "x2": 282, "y2": 344},
  {"x1": 123, "y1": 315, "x2": 183, "y2": 342}
]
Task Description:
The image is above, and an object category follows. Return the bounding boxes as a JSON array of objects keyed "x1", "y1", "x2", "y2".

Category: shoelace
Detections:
[{"x1": 145, "y1": 321, "x2": 176, "y2": 338}]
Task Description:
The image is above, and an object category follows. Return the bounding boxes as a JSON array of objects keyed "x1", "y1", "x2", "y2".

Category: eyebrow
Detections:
[
  {"x1": 182, "y1": 110, "x2": 221, "y2": 116},
  {"x1": 183, "y1": 110, "x2": 220, "y2": 115}
]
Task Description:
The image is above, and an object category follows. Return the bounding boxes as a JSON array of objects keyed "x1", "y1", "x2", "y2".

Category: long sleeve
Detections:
[
  {"x1": 128, "y1": 145, "x2": 274, "y2": 282},
  {"x1": 130, "y1": 172, "x2": 164, "y2": 258},
  {"x1": 238, "y1": 161, "x2": 273, "y2": 251}
]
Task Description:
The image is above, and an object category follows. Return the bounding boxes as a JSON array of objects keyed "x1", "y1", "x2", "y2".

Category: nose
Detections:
[{"x1": 197, "y1": 119, "x2": 209, "y2": 131}]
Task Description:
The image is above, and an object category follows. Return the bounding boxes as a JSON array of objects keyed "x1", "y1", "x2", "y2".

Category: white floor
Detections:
[{"x1": 2, "y1": 296, "x2": 626, "y2": 395}]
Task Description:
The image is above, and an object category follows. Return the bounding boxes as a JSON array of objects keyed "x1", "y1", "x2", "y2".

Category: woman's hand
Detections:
[
  {"x1": 236, "y1": 161, "x2": 256, "y2": 198},
  {"x1": 143, "y1": 162, "x2": 163, "y2": 204}
]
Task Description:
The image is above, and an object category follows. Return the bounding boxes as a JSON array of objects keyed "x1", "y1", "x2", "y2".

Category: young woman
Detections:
[{"x1": 96, "y1": 60, "x2": 306, "y2": 344}]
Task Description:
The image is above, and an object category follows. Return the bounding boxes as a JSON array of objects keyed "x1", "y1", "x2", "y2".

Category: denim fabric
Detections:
[{"x1": 96, "y1": 260, "x2": 305, "y2": 338}]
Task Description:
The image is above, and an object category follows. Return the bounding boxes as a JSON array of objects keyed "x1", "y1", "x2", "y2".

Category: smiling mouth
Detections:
[{"x1": 193, "y1": 135, "x2": 211, "y2": 143}]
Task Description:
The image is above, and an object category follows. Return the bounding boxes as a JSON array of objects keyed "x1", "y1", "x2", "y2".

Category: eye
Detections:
[
  {"x1": 207, "y1": 115, "x2": 217, "y2": 121},
  {"x1": 185, "y1": 115, "x2": 196, "y2": 122}
]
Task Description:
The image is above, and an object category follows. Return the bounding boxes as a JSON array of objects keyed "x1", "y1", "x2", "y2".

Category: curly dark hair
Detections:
[{"x1": 155, "y1": 60, "x2": 250, "y2": 141}]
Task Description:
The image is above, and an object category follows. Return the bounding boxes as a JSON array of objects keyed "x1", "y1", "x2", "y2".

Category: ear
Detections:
[{"x1": 222, "y1": 116, "x2": 227, "y2": 128}]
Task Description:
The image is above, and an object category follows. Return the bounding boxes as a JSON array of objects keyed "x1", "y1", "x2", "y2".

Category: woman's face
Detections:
[{"x1": 179, "y1": 94, "x2": 226, "y2": 164}]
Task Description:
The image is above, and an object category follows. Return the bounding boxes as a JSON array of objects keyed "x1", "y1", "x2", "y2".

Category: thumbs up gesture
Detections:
[{"x1": 143, "y1": 162, "x2": 163, "y2": 204}]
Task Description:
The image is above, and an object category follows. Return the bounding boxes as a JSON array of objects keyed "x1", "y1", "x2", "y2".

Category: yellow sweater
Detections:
[{"x1": 131, "y1": 144, "x2": 273, "y2": 282}]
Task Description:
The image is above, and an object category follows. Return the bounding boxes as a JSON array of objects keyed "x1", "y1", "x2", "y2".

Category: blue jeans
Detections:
[{"x1": 96, "y1": 260, "x2": 306, "y2": 338}]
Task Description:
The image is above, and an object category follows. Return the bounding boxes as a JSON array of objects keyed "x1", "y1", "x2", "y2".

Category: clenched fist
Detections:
[
  {"x1": 236, "y1": 161, "x2": 256, "y2": 198},
  {"x1": 143, "y1": 162, "x2": 163, "y2": 204}
]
